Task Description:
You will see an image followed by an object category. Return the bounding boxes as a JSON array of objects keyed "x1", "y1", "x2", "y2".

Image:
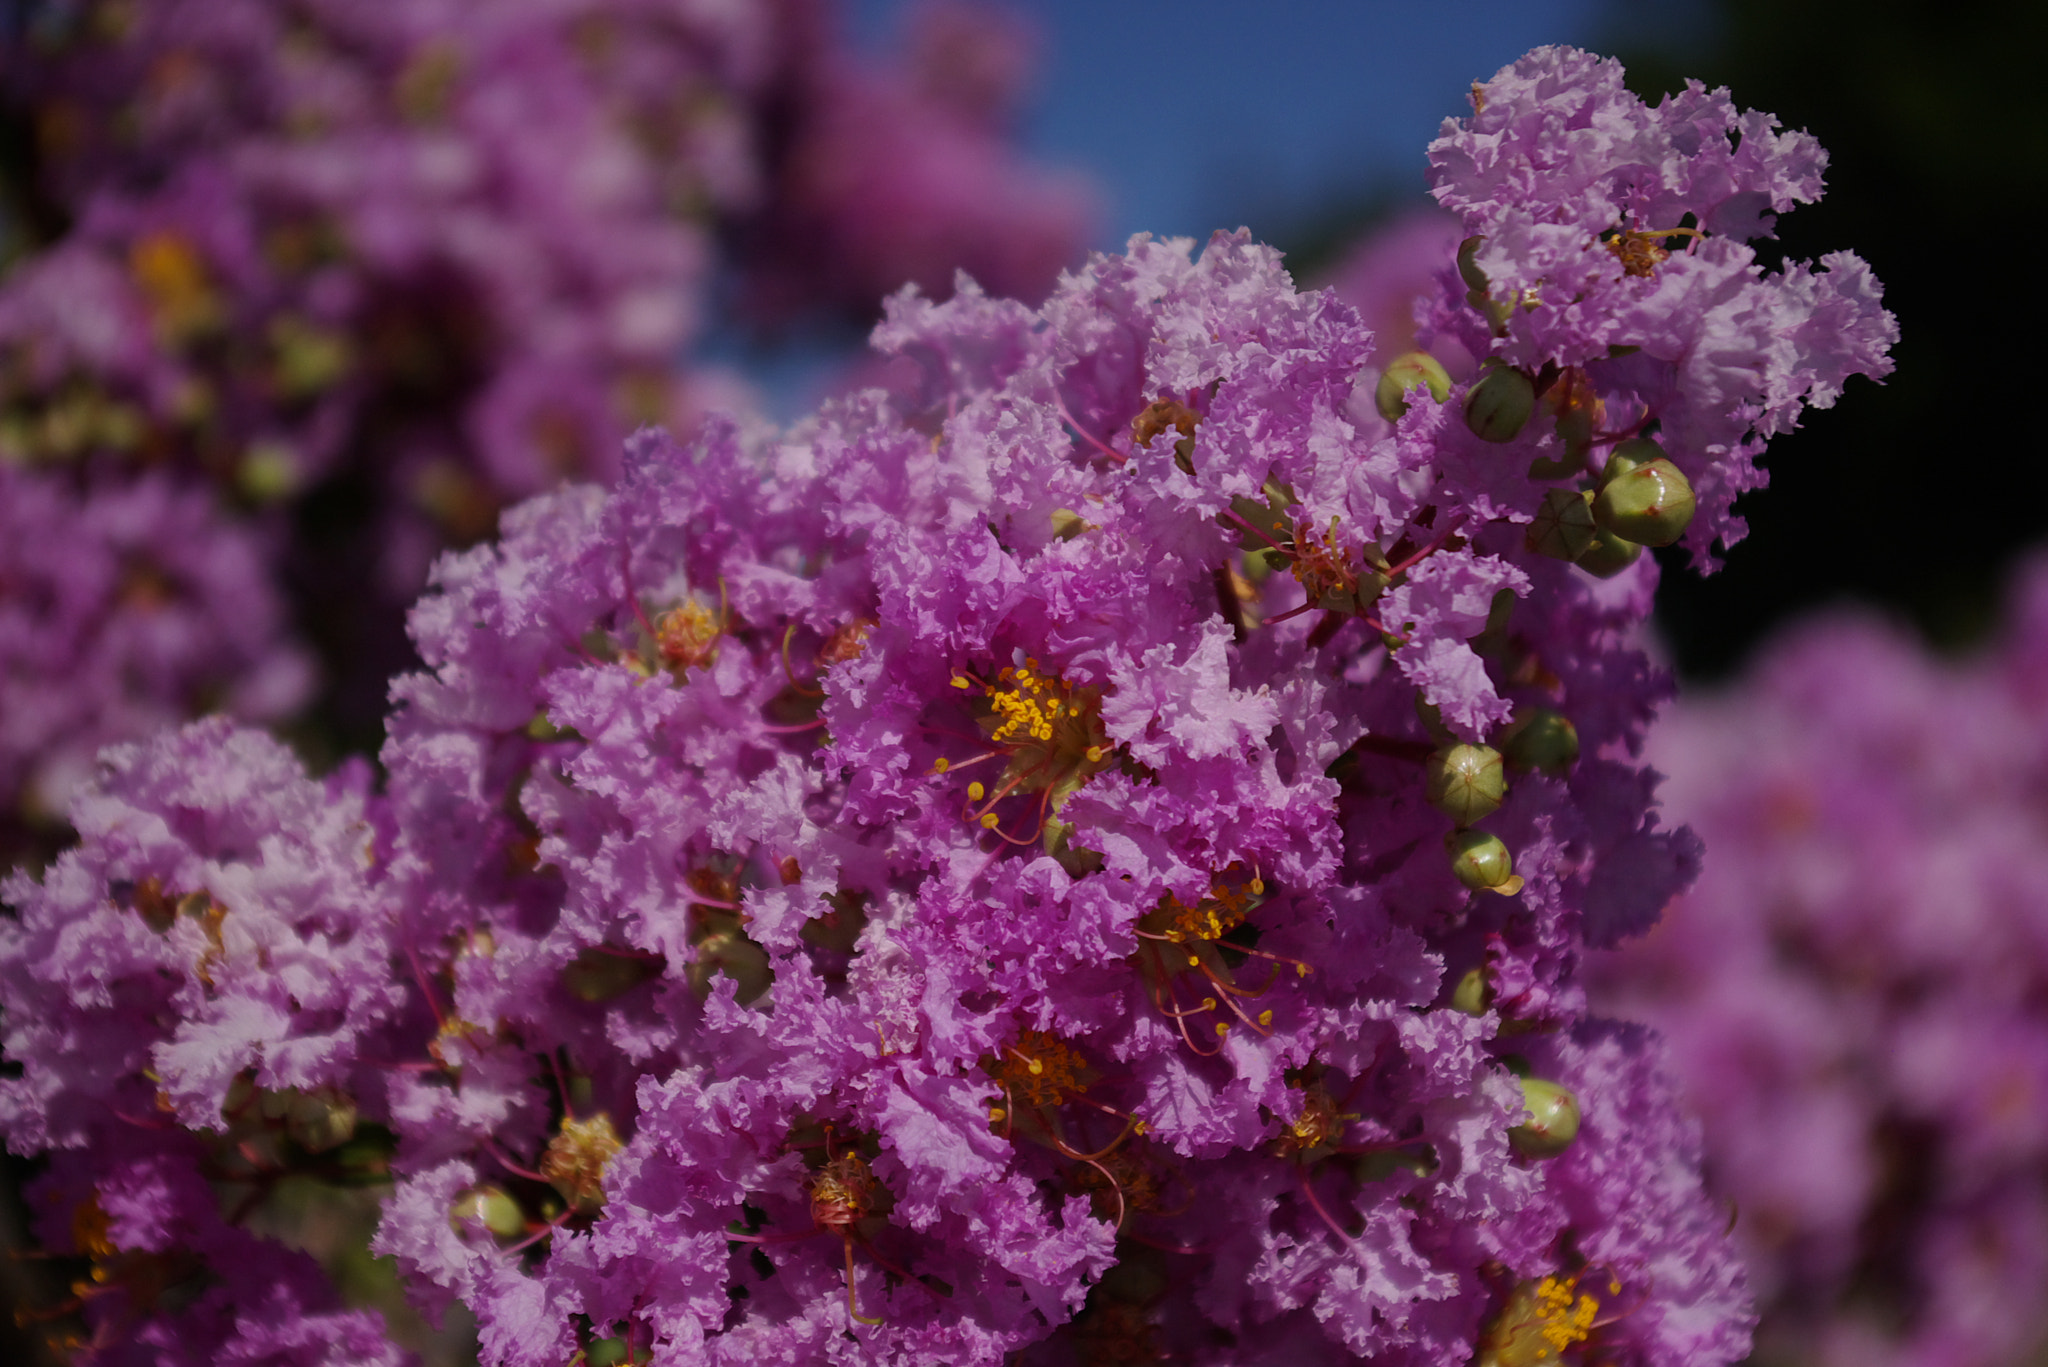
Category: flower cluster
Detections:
[
  {"x1": 0, "y1": 719, "x2": 413, "y2": 1366},
  {"x1": 0, "y1": 0, "x2": 1094, "y2": 840},
  {"x1": 0, "y1": 46, "x2": 1893, "y2": 1367},
  {"x1": 1593, "y1": 558, "x2": 2048, "y2": 1367},
  {"x1": 0, "y1": 462, "x2": 311, "y2": 861}
]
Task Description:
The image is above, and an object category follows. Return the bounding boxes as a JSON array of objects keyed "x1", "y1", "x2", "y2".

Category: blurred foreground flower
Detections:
[
  {"x1": 3, "y1": 46, "x2": 1891, "y2": 1367},
  {"x1": 1594, "y1": 559, "x2": 2048, "y2": 1367}
]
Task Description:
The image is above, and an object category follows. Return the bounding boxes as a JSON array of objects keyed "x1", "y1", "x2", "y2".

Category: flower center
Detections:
[
  {"x1": 656, "y1": 599, "x2": 721, "y2": 671},
  {"x1": 940, "y1": 656, "x2": 1114, "y2": 839},
  {"x1": 541, "y1": 1113, "x2": 623, "y2": 1213},
  {"x1": 984, "y1": 1029, "x2": 1086, "y2": 1111},
  {"x1": 1604, "y1": 225, "x2": 1703, "y2": 279},
  {"x1": 808, "y1": 1153, "x2": 878, "y2": 1234},
  {"x1": 1478, "y1": 1272, "x2": 1607, "y2": 1367}
]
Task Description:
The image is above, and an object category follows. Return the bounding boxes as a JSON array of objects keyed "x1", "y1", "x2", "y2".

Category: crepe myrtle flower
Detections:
[{"x1": 10, "y1": 45, "x2": 1887, "y2": 1367}]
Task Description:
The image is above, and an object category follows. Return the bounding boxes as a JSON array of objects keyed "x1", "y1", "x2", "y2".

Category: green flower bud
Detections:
[
  {"x1": 1374, "y1": 351, "x2": 1453, "y2": 422},
  {"x1": 1425, "y1": 744, "x2": 1506, "y2": 827},
  {"x1": 1524, "y1": 488, "x2": 1597, "y2": 562},
  {"x1": 1449, "y1": 966, "x2": 1491, "y2": 1016},
  {"x1": 1446, "y1": 828, "x2": 1519, "y2": 892},
  {"x1": 1508, "y1": 1077, "x2": 1581, "y2": 1158},
  {"x1": 1463, "y1": 365, "x2": 1535, "y2": 444},
  {"x1": 1456, "y1": 236, "x2": 1489, "y2": 293},
  {"x1": 1500, "y1": 708, "x2": 1579, "y2": 776},
  {"x1": 1601, "y1": 435, "x2": 1666, "y2": 479},
  {"x1": 450, "y1": 1185, "x2": 526, "y2": 1241},
  {"x1": 585, "y1": 1338, "x2": 630, "y2": 1367},
  {"x1": 285, "y1": 1086, "x2": 359, "y2": 1154},
  {"x1": 1593, "y1": 456, "x2": 1696, "y2": 547},
  {"x1": 1574, "y1": 527, "x2": 1642, "y2": 578}
]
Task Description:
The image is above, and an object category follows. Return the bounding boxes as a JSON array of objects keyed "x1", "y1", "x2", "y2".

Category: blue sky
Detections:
[{"x1": 848, "y1": 0, "x2": 1694, "y2": 249}]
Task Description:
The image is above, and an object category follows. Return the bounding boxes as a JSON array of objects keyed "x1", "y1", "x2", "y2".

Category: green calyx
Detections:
[
  {"x1": 1463, "y1": 365, "x2": 1535, "y2": 444},
  {"x1": 1425, "y1": 744, "x2": 1506, "y2": 827},
  {"x1": 1574, "y1": 526, "x2": 1642, "y2": 578},
  {"x1": 1508, "y1": 1077, "x2": 1581, "y2": 1158},
  {"x1": 1525, "y1": 488, "x2": 1597, "y2": 562},
  {"x1": 1374, "y1": 351, "x2": 1453, "y2": 423}
]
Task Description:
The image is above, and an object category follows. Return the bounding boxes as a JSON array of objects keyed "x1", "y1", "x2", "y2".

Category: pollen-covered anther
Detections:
[
  {"x1": 1605, "y1": 225, "x2": 1703, "y2": 278},
  {"x1": 1133, "y1": 868, "x2": 1309, "y2": 1056},
  {"x1": 1476, "y1": 1272, "x2": 1604, "y2": 1367},
  {"x1": 1131, "y1": 396, "x2": 1201, "y2": 472},
  {"x1": 1289, "y1": 517, "x2": 1363, "y2": 614},
  {"x1": 1272, "y1": 1081, "x2": 1357, "y2": 1160},
  {"x1": 817, "y1": 618, "x2": 873, "y2": 666},
  {"x1": 655, "y1": 599, "x2": 722, "y2": 671},
  {"x1": 540, "y1": 1112, "x2": 624, "y2": 1214},
  {"x1": 1151, "y1": 882, "x2": 1257, "y2": 944},
  {"x1": 808, "y1": 1153, "x2": 880, "y2": 1235},
  {"x1": 986, "y1": 1029, "x2": 1086, "y2": 1109},
  {"x1": 939, "y1": 655, "x2": 1116, "y2": 842}
]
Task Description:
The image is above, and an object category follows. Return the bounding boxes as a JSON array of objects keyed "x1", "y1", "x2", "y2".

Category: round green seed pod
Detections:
[
  {"x1": 1600, "y1": 435, "x2": 1667, "y2": 482},
  {"x1": 285, "y1": 1086, "x2": 359, "y2": 1154},
  {"x1": 1509, "y1": 1077, "x2": 1581, "y2": 1158},
  {"x1": 1446, "y1": 828, "x2": 1515, "y2": 891},
  {"x1": 451, "y1": 1186, "x2": 527, "y2": 1241},
  {"x1": 1374, "y1": 351, "x2": 1453, "y2": 422},
  {"x1": 1594, "y1": 457, "x2": 1696, "y2": 547},
  {"x1": 1425, "y1": 744, "x2": 1506, "y2": 827},
  {"x1": 1574, "y1": 526, "x2": 1643, "y2": 578},
  {"x1": 1501, "y1": 708, "x2": 1579, "y2": 776},
  {"x1": 1463, "y1": 366, "x2": 1535, "y2": 444},
  {"x1": 1449, "y1": 966, "x2": 1491, "y2": 1016},
  {"x1": 1524, "y1": 488, "x2": 1597, "y2": 562}
]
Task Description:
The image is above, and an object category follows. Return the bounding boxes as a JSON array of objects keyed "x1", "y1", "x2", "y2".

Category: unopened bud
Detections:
[
  {"x1": 450, "y1": 1185, "x2": 526, "y2": 1241},
  {"x1": 1602, "y1": 436, "x2": 1666, "y2": 480},
  {"x1": 1449, "y1": 966, "x2": 1491, "y2": 1016},
  {"x1": 1525, "y1": 488, "x2": 1597, "y2": 562},
  {"x1": 1574, "y1": 527, "x2": 1642, "y2": 579},
  {"x1": 285, "y1": 1086, "x2": 359, "y2": 1153},
  {"x1": 1509, "y1": 1077, "x2": 1580, "y2": 1158},
  {"x1": 1463, "y1": 366, "x2": 1535, "y2": 444},
  {"x1": 1425, "y1": 744, "x2": 1506, "y2": 827},
  {"x1": 1501, "y1": 708, "x2": 1579, "y2": 776},
  {"x1": 1374, "y1": 351, "x2": 1453, "y2": 422},
  {"x1": 1594, "y1": 456, "x2": 1695, "y2": 547},
  {"x1": 1446, "y1": 828, "x2": 1518, "y2": 892}
]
